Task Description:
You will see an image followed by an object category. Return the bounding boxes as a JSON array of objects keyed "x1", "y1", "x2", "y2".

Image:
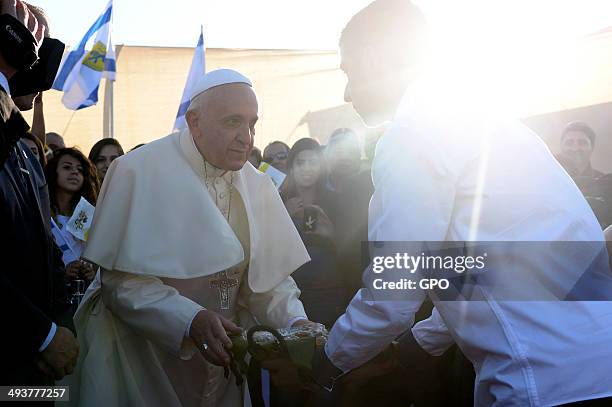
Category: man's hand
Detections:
[
  {"x1": 38, "y1": 326, "x2": 79, "y2": 380},
  {"x1": 339, "y1": 345, "x2": 398, "y2": 383},
  {"x1": 260, "y1": 358, "x2": 320, "y2": 392},
  {"x1": 0, "y1": 0, "x2": 45, "y2": 45},
  {"x1": 190, "y1": 309, "x2": 242, "y2": 367}
]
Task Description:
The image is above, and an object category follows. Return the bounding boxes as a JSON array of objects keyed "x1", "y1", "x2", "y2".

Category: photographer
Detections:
[{"x1": 0, "y1": 0, "x2": 78, "y2": 387}]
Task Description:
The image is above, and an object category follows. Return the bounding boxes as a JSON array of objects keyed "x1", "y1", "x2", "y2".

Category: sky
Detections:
[
  {"x1": 33, "y1": 0, "x2": 372, "y2": 49},
  {"x1": 31, "y1": 0, "x2": 612, "y2": 50}
]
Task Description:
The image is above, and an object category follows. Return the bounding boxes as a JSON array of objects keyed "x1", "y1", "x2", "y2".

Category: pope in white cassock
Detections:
[{"x1": 68, "y1": 69, "x2": 314, "y2": 406}]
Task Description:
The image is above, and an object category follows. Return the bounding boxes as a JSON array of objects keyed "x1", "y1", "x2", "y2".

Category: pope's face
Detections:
[{"x1": 189, "y1": 83, "x2": 258, "y2": 171}]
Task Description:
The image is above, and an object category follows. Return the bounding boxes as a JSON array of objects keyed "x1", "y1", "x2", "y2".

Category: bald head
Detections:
[
  {"x1": 46, "y1": 132, "x2": 65, "y2": 151},
  {"x1": 340, "y1": 0, "x2": 428, "y2": 62},
  {"x1": 339, "y1": 0, "x2": 429, "y2": 126}
]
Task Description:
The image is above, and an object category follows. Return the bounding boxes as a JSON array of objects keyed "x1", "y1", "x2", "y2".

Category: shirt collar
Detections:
[
  {"x1": 179, "y1": 129, "x2": 234, "y2": 184},
  {"x1": 0, "y1": 72, "x2": 10, "y2": 95}
]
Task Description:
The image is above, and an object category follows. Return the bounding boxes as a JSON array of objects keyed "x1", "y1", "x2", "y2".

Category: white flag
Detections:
[
  {"x1": 174, "y1": 26, "x2": 206, "y2": 130},
  {"x1": 66, "y1": 197, "x2": 96, "y2": 242},
  {"x1": 258, "y1": 162, "x2": 287, "y2": 190}
]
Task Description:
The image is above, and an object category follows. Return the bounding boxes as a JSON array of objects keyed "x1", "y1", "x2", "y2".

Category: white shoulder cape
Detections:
[{"x1": 83, "y1": 130, "x2": 309, "y2": 293}]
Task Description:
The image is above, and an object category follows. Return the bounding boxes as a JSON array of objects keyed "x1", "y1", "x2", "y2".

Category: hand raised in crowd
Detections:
[
  {"x1": 190, "y1": 309, "x2": 243, "y2": 367},
  {"x1": 38, "y1": 326, "x2": 79, "y2": 380},
  {"x1": 0, "y1": 0, "x2": 46, "y2": 46},
  {"x1": 289, "y1": 204, "x2": 335, "y2": 239}
]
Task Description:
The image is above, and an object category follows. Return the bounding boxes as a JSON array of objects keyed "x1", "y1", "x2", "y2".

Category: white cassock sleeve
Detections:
[
  {"x1": 101, "y1": 269, "x2": 203, "y2": 356},
  {"x1": 412, "y1": 306, "x2": 456, "y2": 356},
  {"x1": 325, "y1": 124, "x2": 459, "y2": 372},
  {"x1": 239, "y1": 275, "x2": 307, "y2": 328}
]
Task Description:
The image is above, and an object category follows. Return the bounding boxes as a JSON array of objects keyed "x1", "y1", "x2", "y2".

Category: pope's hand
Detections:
[
  {"x1": 190, "y1": 309, "x2": 243, "y2": 367},
  {"x1": 38, "y1": 326, "x2": 80, "y2": 380}
]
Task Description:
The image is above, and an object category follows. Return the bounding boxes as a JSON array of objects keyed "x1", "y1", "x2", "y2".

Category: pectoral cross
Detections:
[{"x1": 209, "y1": 271, "x2": 239, "y2": 310}]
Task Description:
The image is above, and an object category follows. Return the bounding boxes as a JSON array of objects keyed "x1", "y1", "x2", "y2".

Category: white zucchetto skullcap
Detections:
[{"x1": 189, "y1": 69, "x2": 252, "y2": 101}]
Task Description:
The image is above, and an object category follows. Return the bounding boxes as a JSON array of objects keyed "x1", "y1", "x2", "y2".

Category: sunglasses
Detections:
[{"x1": 265, "y1": 152, "x2": 288, "y2": 161}]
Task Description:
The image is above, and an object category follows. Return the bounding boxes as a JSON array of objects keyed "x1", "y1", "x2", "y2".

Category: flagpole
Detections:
[
  {"x1": 103, "y1": 44, "x2": 121, "y2": 139},
  {"x1": 62, "y1": 110, "x2": 77, "y2": 139},
  {"x1": 103, "y1": 77, "x2": 113, "y2": 139}
]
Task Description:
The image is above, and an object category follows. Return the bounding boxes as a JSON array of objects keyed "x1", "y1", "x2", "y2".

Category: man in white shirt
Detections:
[{"x1": 311, "y1": 1, "x2": 612, "y2": 405}]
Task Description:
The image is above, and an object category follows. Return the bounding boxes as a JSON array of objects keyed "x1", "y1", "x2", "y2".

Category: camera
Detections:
[
  {"x1": 0, "y1": 13, "x2": 65, "y2": 96},
  {"x1": 9, "y1": 37, "x2": 65, "y2": 97},
  {"x1": 0, "y1": 13, "x2": 39, "y2": 71}
]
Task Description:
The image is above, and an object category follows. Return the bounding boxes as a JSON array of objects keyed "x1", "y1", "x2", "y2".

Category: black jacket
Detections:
[{"x1": 0, "y1": 85, "x2": 67, "y2": 383}]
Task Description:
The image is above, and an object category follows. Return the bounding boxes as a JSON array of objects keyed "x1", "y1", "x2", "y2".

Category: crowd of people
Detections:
[{"x1": 3, "y1": 0, "x2": 612, "y2": 406}]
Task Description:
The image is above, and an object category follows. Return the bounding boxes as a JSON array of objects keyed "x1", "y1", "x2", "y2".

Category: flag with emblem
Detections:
[
  {"x1": 66, "y1": 197, "x2": 96, "y2": 241},
  {"x1": 173, "y1": 26, "x2": 206, "y2": 130},
  {"x1": 52, "y1": 0, "x2": 115, "y2": 110}
]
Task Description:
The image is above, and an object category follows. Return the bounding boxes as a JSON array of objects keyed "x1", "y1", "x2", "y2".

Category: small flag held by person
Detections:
[
  {"x1": 50, "y1": 218, "x2": 79, "y2": 266},
  {"x1": 52, "y1": 0, "x2": 115, "y2": 110},
  {"x1": 258, "y1": 162, "x2": 286, "y2": 189},
  {"x1": 174, "y1": 26, "x2": 206, "y2": 130},
  {"x1": 66, "y1": 197, "x2": 96, "y2": 241}
]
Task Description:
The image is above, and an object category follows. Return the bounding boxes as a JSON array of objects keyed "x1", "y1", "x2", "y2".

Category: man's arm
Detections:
[
  {"x1": 0, "y1": 273, "x2": 54, "y2": 355},
  {"x1": 31, "y1": 93, "x2": 45, "y2": 143},
  {"x1": 323, "y1": 124, "x2": 460, "y2": 374},
  {"x1": 241, "y1": 275, "x2": 307, "y2": 328},
  {"x1": 100, "y1": 269, "x2": 203, "y2": 356},
  {"x1": 411, "y1": 306, "x2": 456, "y2": 357}
]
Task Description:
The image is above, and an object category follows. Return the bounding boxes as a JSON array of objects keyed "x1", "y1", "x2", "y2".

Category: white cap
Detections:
[{"x1": 189, "y1": 69, "x2": 252, "y2": 101}]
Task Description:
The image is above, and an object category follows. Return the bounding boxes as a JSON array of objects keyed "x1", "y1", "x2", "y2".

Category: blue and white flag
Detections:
[
  {"x1": 173, "y1": 26, "x2": 205, "y2": 130},
  {"x1": 52, "y1": 0, "x2": 115, "y2": 110}
]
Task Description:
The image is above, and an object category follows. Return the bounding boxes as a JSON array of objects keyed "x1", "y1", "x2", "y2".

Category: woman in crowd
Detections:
[
  {"x1": 280, "y1": 137, "x2": 346, "y2": 328},
  {"x1": 88, "y1": 138, "x2": 124, "y2": 184},
  {"x1": 21, "y1": 132, "x2": 46, "y2": 168},
  {"x1": 45, "y1": 148, "x2": 99, "y2": 283},
  {"x1": 248, "y1": 146, "x2": 262, "y2": 168}
]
